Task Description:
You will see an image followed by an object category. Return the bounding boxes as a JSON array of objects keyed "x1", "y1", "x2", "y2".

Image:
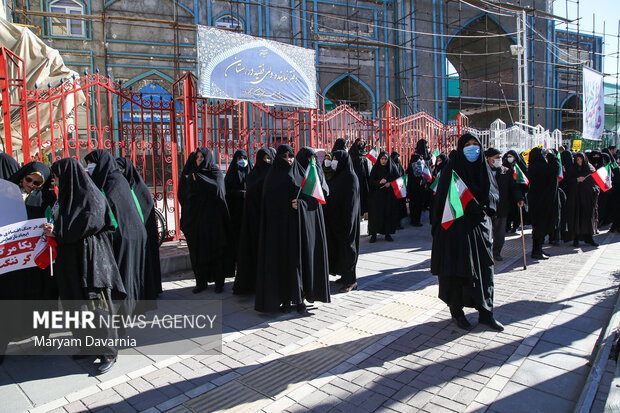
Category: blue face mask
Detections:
[
  {"x1": 237, "y1": 159, "x2": 248, "y2": 168},
  {"x1": 463, "y1": 145, "x2": 480, "y2": 162}
]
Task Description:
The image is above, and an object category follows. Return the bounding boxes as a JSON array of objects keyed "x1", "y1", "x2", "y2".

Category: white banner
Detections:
[
  {"x1": 197, "y1": 26, "x2": 317, "y2": 108},
  {"x1": 583, "y1": 67, "x2": 605, "y2": 140},
  {"x1": 0, "y1": 218, "x2": 46, "y2": 275}
]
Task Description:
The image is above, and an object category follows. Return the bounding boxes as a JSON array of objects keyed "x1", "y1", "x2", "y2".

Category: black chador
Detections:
[
  {"x1": 391, "y1": 151, "x2": 408, "y2": 224},
  {"x1": 0, "y1": 152, "x2": 19, "y2": 180},
  {"x1": 565, "y1": 152, "x2": 600, "y2": 247},
  {"x1": 178, "y1": 148, "x2": 231, "y2": 293},
  {"x1": 406, "y1": 154, "x2": 431, "y2": 227},
  {"x1": 255, "y1": 145, "x2": 330, "y2": 313},
  {"x1": 85, "y1": 150, "x2": 147, "y2": 313},
  {"x1": 233, "y1": 148, "x2": 273, "y2": 295},
  {"x1": 116, "y1": 158, "x2": 162, "y2": 299},
  {"x1": 295, "y1": 147, "x2": 330, "y2": 310},
  {"x1": 527, "y1": 147, "x2": 560, "y2": 259},
  {"x1": 332, "y1": 138, "x2": 347, "y2": 152},
  {"x1": 225, "y1": 149, "x2": 252, "y2": 272},
  {"x1": 429, "y1": 154, "x2": 448, "y2": 226},
  {"x1": 325, "y1": 150, "x2": 360, "y2": 292},
  {"x1": 348, "y1": 138, "x2": 372, "y2": 216},
  {"x1": 368, "y1": 151, "x2": 400, "y2": 241},
  {"x1": 502, "y1": 150, "x2": 529, "y2": 232},
  {"x1": 51, "y1": 158, "x2": 125, "y2": 372},
  {"x1": 431, "y1": 133, "x2": 502, "y2": 331}
]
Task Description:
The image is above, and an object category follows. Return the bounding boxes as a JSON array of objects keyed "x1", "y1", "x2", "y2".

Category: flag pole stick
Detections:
[
  {"x1": 49, "y1": 245, "x2": 53, "y2": 277},
  {"x1": 519, "y1": 205, "x2": 527, "y2": 270}
]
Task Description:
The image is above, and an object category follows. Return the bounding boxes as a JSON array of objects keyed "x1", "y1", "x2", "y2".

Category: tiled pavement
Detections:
[{"x1": 2, "y1": 213, "x2": 620, "y2": 412}]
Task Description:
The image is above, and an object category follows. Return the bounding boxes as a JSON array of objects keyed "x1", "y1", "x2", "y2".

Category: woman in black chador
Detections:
[
  {"x1": 391, "y1": 151, "x2": 408, "y2": 227},
  {"x1": 85, "y1": 150, "x2": 147, "y2": 313},
  {"x1": 368, "y1": 151, "x2": 400, "y2": 242},
  {"x1": 348, "y1": 138, "x2": 372, "y2": 217},
  {"x1": 332, "y1": 138, "x2": 347, "y2": 152},
  {"x1": 431, "y1": 133, "x2": 502, "y2": 332},
  {"x1": 116, "y1": 157, "x2": 162, "y2": 299},
  {"x1": 178, "y1": 148, "x2": 231, "y2": 294},
  {"x1": 527, "y1": 147, "x2": 560, "y2": 259},
  {"x1": 0, "y1": 152, "x2": 19, "y2": 179},
  {"x1": 233, "y1": 148, "x2": 273, "y2": 295},
  {"x1": 565, "y1": 152, "x2": 600, "y2": 247},
  {"x1": 502, "y1": 150, "x2": 529, "y2": 233},
  {"x1": 225, "y1": 149, "x2": 252, "y2": 273},
  {"x1": 44, "y1": 158, "x2": 126, "y2": 374},
  {"x1": 325, "y1": 150, "x2": 360, "y2": 293},
  {"x1": 255, "y1": 145, "x2": 330, "y2": 314},
  {"x1": 406, "y1": 153, "x2": 431, "y2": 227}
]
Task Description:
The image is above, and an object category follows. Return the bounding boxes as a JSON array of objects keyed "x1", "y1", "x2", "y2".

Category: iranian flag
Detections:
[
  {"x1": 513, "y1": 164, "x2": 529, "y2": 185},
  {"x1": 301, "y1": 157, "x2": 327, "y2": 204},
  {"x1": 431, "y1": 148, "x2": 440, "y2": 165},
  {"x1": 592, "y1": 164, "x2": 612, "y2": 192},
  {"x1": 421, "y1": 163, "x2": 433, "y2": 183},
  {"x1": 441, "y1": 171, "x2": 475, "y2": 229},
  {"x1": 366, "y1": 146, "x2": 379, "y2": 163},
  {"x1": 391, "y1": 175, "x2": 407, "y2": 199},
  {"x1": 557, "y1": 152, "x2": 564, "y2": 182},
  {"x1": 33, "y1": 235, "x2": 57, "y2": 270},
  {"x1": 430, "y1": 171, "x2": 441, "y2": 194}
]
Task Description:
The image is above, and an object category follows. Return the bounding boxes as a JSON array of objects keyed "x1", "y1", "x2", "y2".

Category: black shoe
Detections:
[
  {"x1": 493, "y1": 254, "x2": 503, "y2": 261},
  {"x1": 385, "y1": 234, "x2": 394, "y2": 242},
  {"x1": 97, "y1": 356, "x2": 117, "y2": 375},
  {"x1": 296, "y1": 303, "x2": 307, "y2": 314},
  {"x1": 192, "y1": 284, "x2": 208, "y2": 294},
  {"x1": 214, "y1": 286, "x2": 224, "y2": 294},
  {"x1": 531, "y1": 252, "x2": 548, "y2": 260},
  {"x1": 585, "y1": 238, "x2": 599, "y2": 247},
  {"x1": 452, "y1": 315, "x2": 472, "y2": 330},
  {"x1": 281, "y1": 303, "x2": 291, "y2": 313},
  {"x1": 479, "y1": 315, "x2": 505, "y2": 331},
  {"x1": 339, "y1": 283, "x2": 358, "y2": 293},
  {"x1": 334, "y1": 277, "x2": 345, "y2": 284},
  {"x1": 369, "y1": 235, "x2": 377, "y2": 243},
  {"x1": 541, "y1": 250, "x2": 551, "y2": 258},
  {"x1": 573, "y1": 240, "x2": 580, "y2": 247}
]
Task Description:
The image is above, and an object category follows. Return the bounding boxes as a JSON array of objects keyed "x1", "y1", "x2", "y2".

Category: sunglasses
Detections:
[{"x1": 24, "y1": 176, "x2": 43, "y2": 187}]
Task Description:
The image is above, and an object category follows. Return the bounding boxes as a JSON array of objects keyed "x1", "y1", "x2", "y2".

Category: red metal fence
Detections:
[{"x1": 1, "y1": 53, "x2": 467, "y2": 241}]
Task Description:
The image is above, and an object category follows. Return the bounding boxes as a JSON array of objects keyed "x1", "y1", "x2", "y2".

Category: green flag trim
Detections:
[
  {"x1": 131, "y1": 189, "x2": 145, "y2": 223},
  {"x1": 100, "y1": 189, "x2": 119, "y2": 229}
]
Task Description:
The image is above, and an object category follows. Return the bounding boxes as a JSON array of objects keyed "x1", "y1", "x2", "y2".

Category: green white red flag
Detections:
[
  {"x1": 557, "y1": 152, "x2": 564, "y2": 181},
  {"x1": 301, "y1": 157, "x2": 326, "y2": 204},
  {"x1": 421, "y1": 163, "x2": 433, "y2": 183},
  {"x1": 441, "y1": 171, "x2": 475, "y2": 229},
  {"x1": 366, "y1": 146, "x2": 379, "y2": 163},
  {"x1": 431, "y1": 148, "x2": 440, "y2": 165},
  {"x1": 513, "y1": 164, "x2": 529, "y2": 185},
  {"x1": 430, "y1": 171, "x2": 441, "y2": 194},
  {"x1": 592, "y1": 164, "x2": 612, "y2": 192},
  {"x1": 391, "y1": 175, "x2": 407, "y2": 199}
]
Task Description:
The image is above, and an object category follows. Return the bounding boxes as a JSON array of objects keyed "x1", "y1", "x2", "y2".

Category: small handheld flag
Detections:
[
  {"x1": 421, "y1": 163, "x2": 433, "y2": 183},
  {"x1": 441, "y1": 171, "x2": 475, "y2": 229},
  {"x1": 431, "y1": 148, "x2": 440, "y2": 165},
  {"x1": 557, "y1": 152, "x2": 564, "y2": 182},
  {"x1": 366, "y1": 146, "x2": 379, "y2": 164},
  {"x1": 513, "y1": 164, "x2": 529, "y2": 185},
  {"x1": 391, "y1": 175, "x2": 407, "y2": 199},
  {"x1": 592, "y1": 164, "x2": 612, "y2": 192},
  {"x1": 300, "y1": 157, "x2": 327, "y2": 204},
  {"x1": 33, "y1": 235, "x2": 57, "y2": 270},
  {"x1": 430, "y1": 171, "x2": 441, "y2": 194}
]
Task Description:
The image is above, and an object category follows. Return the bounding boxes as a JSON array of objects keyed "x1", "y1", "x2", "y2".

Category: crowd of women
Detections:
[
  {"x1": 0, "y1": 132, "x2": 617, "y2": 373},
  {"x1": 0, "y1": 150, "x2": 162, "y2": 374}
]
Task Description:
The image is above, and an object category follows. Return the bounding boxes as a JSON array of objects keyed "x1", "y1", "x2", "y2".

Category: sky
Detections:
[{"x1": 553, "y1": 0, "x2": 620, "y2": 82}]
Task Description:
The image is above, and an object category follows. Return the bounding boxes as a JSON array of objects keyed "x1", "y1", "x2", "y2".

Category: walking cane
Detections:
[{"x1": 519, "y1": 205, "x2": 527, "y2": 270}]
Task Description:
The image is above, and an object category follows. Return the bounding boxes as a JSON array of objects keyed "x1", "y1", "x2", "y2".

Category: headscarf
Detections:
[
  {"x1": 450, "y1": 133, "x2": 496, "y2": 208},
  {"x1": 9, "y1": 161, "x2": 51, "y2": 189},
  {"x1": 322, "y1": 152, "x2": 334, "y2": 181},
  {"x1": 84, "y1": 149, "x2": 123, "y2": 190},
  {"x1": 0, "y1": 152, "x2": 19, "y2": 180},
  {"x1": 434, "y1": 154, "x2": 448, "y2": 175},
  {"x1": 560, "y1": 150, "x2": 574, "y2": 171},
  {"x1": 51, "y1": 157, "x2": 114, "y2": 244},
  {"x1": 408, "y1": 153, "x2": 424, "y2": 177},
  {"x1": 349, "y1": 138, "x2": 367, "y2": 158},
  {"x1": 415, "y1": 139, "x2": 431, "y2": 161},
  {"x1": 572, "y1": 152, "x2": 596, "y2": 176},
  {"x1": 9, "y1": 161, "x2": 55, "y2": 218},
  {"x1": 115, "y1": 157, "x2": 143, "y2": 189},
  {"x1": 187, "y1": 147, "x2": 227, "y2": 200},
  {"x1": 332, "y1": 138, "x2": 347, "y2": 152},
  {"x1": 224, "y1": 149, "x2": 252, "y2": 191},
  {"x1": 247, "y1": 148, "x2": 273, "y2": 188},
  {"x1": 296, "y1": 146, "x2": 329, "y2": 196},
  {"x1": 370, "y1": 150, "x2": 401, "y2": 183},
  {"x1": 502, "y1": 149, "x2": 527, "y2": 173}
]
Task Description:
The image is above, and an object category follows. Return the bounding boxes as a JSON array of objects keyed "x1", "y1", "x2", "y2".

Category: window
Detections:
[
  {"x1": 214, "y1": 14, "x2": 244, "y2": 31},
  {"x1": 48, "y1": 0, "x2": 85, "y2": 37}
]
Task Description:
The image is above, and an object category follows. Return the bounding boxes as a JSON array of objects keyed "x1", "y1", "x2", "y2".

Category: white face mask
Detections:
[
  {"x1": 331, "y1": 160, "x2": 339, "y2": 171},
  {"x1": 86, "y1": 163, "x2": 96, "y2": 175},
  {"x1": 493, "y1": 158, "x2": 502, "y2": 168},
  {"x1": 506, "y1": 156, "x2": 515, "y2": 163},
  {"x1": 324, "y1": 159, "x2": 332, "y2": 168},
  {"x1": 237, "y1": 159, "x2": 248, "y2": 168}
]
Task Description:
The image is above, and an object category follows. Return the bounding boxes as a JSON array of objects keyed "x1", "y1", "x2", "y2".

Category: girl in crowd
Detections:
[
  {"x1": 431, "y1": 133, "x2": 502, "y2": 332},
  {"x1": 565, "y1": 152, "x2": 600, "y2": 247},
  {"x1": 44, "y1": 158, "x2": 125, "y2": 374},
  {"x1": 85, "y1": 150, "x2": 147, "y2": 313},
  {"x1": 225, "y1": 150, "x2": 252, "y2": 273},
  {"x1": 325, "y1": 150, "x2": 360, "y2": 293},
  {"x1": 406, "y1": 154, "x2": 431, "y2": 227},
  {"x1": 233, "y1": 148, "x2": 273, "y2": 295},
  {"x1": 368, "y1": 151, "x2": 400, "y2": 242},
  {"x1": 178, "y1": 148, "x2": 230, "y2": 294},
  {"x1": 116, "y1": 157, "x2": 162, "y2": 299},
  {"x1": 391, "y1": 151, "x2": 408, "y2": 228},
  {"x1": 348, "y1": 138, "x2": 371, "y2": 218}
]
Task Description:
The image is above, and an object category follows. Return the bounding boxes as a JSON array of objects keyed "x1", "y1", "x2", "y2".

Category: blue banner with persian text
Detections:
[{"x1": 197, "y1": 26, "x2": 317, "y2": 109}]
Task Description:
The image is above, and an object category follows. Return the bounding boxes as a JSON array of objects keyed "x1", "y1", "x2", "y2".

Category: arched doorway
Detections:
[
  {"x1": 446, "y1": 14, "x2": 517, "y2": 127},
  {"x1": 560, "y1": 94, "x2": 581, "y2": 134},
  {"x1": 324, "y1": 75, "x2": 373, "y2": 113}
]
